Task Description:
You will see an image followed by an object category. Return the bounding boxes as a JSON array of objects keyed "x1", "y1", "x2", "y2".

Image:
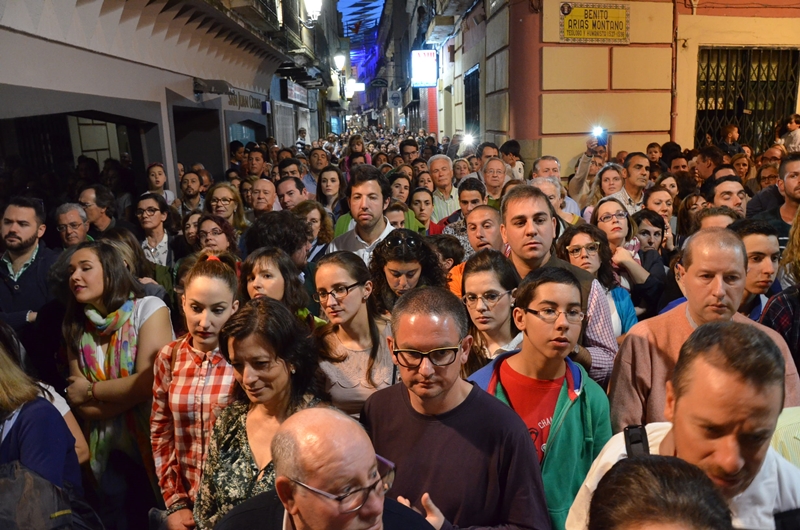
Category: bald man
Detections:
[
  {"x1": 608, "y1": 228, "x2": 800, "y2": 433},
  {"x1": 214, "y1": 408, "x2": 431, "y2": 530},
  {"x1": 251, "y1": 178, "x2": 279, "y2": 216}
]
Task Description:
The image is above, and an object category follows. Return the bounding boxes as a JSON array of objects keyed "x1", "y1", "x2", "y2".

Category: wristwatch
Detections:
[{"x1": 86, "y1": 382, "x2": 94, "y2": 401}]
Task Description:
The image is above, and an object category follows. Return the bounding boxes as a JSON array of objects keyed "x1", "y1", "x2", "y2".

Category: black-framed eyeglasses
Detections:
[
  {"x1": 198, "y1": 229, "x2": 223, "y2": 240},
  {"x1": 314, "y1": 281, "x2": 363, "y2": 303},
  {"x1": 524, "y1": 307, "x2": 585, "y2": 324},
  {"x1": 290, "y1": 455, "x2": 395, "y2": 514},
  {"x1": 463, "y1": 290, "x2": 512, "y2": 308},
  {"x1": 135, "y1": 207, "x2": 160, "y2": 217},
  {"x1": 566, "y1": 242, "x2": 600, "y2": 258},
  {"x1": 597, "y1": 211, "x2": 628, "y2": 224},
  {"x1": 393, "y1": 344, "x2": 461, "y2": 368}
]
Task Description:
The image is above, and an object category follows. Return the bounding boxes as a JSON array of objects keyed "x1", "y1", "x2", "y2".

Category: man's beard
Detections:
[{"x1": 4, "y1": 231, "x2": 38, "y2": 252}]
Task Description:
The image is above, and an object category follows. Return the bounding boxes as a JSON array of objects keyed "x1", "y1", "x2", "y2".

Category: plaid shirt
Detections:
[
  {"x1": 151, "y1": 335, "x2": 237, "y2": 511},
  {"x1": 761, "y1": 286, "x2": 800, "y2": 364}
]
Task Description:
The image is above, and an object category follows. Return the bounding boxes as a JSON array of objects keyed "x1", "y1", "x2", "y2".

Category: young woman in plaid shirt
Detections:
[{"x1": 150, "y1": 251, "x2": 240, "y2": 529}]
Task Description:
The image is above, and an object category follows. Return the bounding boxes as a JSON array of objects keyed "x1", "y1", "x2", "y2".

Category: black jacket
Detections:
[{"x1": 0, "y1": 242, "x2": 59, "y2": 331}]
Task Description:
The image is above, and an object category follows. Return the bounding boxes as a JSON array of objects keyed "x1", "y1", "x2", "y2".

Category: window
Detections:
[
  {"x1": 464, "y1": 65, "x2": 480, "y2": 138},
  {"x1": 695, "y1": 47, "x2": 799, "y2": 153}
]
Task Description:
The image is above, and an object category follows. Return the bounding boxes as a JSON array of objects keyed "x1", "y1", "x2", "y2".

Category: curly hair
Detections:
[
  {"x1": 556, "y1": 224, "x2": 617, "y2": 291},
  {"x1": 369, "y1": 228, "x2": 447, "y2": 315},
  {"x1": 196, "y1": 214, "x2": 239, "y2": 257},
  {"x1": 292, "y1": 200, "x2": 334, "y2": 245},
  {"x1": 219, "y1": 297, "x2": 321, "y2": 410},
  {"x1": 239, "y1": 247, "x2": 310, "y2": 313}
]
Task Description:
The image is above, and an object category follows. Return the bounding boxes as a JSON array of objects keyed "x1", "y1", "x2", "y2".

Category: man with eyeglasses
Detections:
[
  {"x1": 399, "y1": 139, "x2": 420, "y2": 163},
  {"x1": 54, "y1": 203, "x2": 92, "y2": 248},
  {"x1": 470, "y1": 267, "x2": 612, "y2": 530},
  {"x1": 501, "y1": 185, "x2": 618, "y2": 388},
  {"x1": 215, "y1": 408, "x2": 431, "y2": 530},
  {"x1": 361, "y1": 287, "x2": 551, "y2": 530},
  {"x1": 608, "y1": 228, "x2": 800, "y2": 433},
  {"x1": 753, "y1": 153, "x2": 800, "y2": 253},
  {"x1": 746, "y1": 145, "x2": 786, "y2": 218}
]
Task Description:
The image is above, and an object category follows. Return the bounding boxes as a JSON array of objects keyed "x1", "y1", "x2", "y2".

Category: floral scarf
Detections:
[{"x1": 79, "y1": 297, "x2": 156, "y2": 490}]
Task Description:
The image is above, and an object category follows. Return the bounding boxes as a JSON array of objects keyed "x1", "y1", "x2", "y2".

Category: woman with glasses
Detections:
[
  {"x1": 314, "y1": 252, "x2": 394, "y2": 417},
  {"x1": 137, "y1": 193, "x2": 176, "y2": 267},
  {"x1": 461, "y1": 250, "x2": 520, "y2": 376},
  {"x1": 755, "y1": 163, "x2": 780, "y2": 191},
  {"x1": 556, "y1": 224, "x2": 637, "y2": 342},
  {"x1": 369, "y1": 229, "x2": 448, "y2": 316},
  {"x1": 469, "y1": 267, "x2": 611, "y2": 530},
  {"x1": 591, "y1": 197, "x2": 666, "y2": 317},
  {"x1": 193, "y1": 297, "x2": 323, "y2": 529},
  {"x1": 204, "y1": 182, "x2": 249, "y2": 238},
  {"x1": 196, "y1": 214, "x2": 239, "y2": 257},
  {"x1": 150, "y1": 251, "x2": 240, "y2": 530}
]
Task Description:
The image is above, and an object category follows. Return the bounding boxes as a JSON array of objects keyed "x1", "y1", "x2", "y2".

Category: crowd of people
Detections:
[{"x1": 3, "y1": 117, "x2": 800, "y2": 530}]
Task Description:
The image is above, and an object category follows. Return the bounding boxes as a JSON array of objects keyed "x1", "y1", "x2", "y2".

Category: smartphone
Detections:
[{"x1": 593, "y1": 127, "x2": 608, "y2": 147}]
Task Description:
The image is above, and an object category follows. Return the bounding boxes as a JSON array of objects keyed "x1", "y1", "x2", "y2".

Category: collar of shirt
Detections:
[
  {"x1": 2, "y1": 243, "x2": 39, "y2": 282},
  {"x1": 433, "y1": 186, "x2": 458, "y2": 201},
  {"x1": 355, "y1": 217, "x2": 395, "y2": 250},
  {"x1": 186, "y1": 337, "x2": 226, "y2": 366},
  {"x1": 613, "y1": 187, "x2": 643, "y2": 212}
]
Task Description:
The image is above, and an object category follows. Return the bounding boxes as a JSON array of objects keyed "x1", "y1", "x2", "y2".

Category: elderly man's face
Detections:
[
  {"x1": 665, "y1": 354, "x2": 782, "y2": 499},
  {"x1": 56, "y1": 209, "x2": 89, "y2": 247},
  {"x1": 677, "y1": 242, "x2": 746, "y2": 326}
]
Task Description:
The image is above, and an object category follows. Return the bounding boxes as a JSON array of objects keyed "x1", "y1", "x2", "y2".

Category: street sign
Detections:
[
  {"x1": 370, "y1": 78, "x2": 389, "y2": 88},
  {"x1": 388, "y1": 91, "x2": 402, "y2": 108},
  {"x1": 559, "y1": 2, "x2": 629, "y2": 44}
]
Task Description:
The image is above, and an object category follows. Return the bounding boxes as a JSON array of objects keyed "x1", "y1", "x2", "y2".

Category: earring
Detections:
[{"x1": 290, "y1": 366, "x2": 296, "y2": 374}]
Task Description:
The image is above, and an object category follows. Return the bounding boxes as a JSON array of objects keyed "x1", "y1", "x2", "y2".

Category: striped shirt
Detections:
[
  {"x1": 151, "y1": 335, "x2": 237, "y2": 511},
  {"x1": 432, "y1": 186, "x2": 459, "y2": 223}
]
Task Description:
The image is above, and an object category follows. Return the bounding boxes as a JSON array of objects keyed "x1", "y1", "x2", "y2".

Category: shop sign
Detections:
[
  {"x1": 370, "y1": 78, "x2": 389, "y2": 88},
  {"x1": 559, "y1": 2, "x2": 629, "y2": 44},
  {"x1": 223, "y1": 89, "x2": 267, "y2": 113},
  {"x1": 280, "y1": 79, "x2": 309, "y2": 106},
  {"x1": 411, "y1": 50, "x2": 438, "y2": 88}
]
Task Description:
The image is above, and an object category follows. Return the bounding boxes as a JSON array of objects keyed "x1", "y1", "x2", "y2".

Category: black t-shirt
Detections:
[
  {"x1": 214, "y1": 489, "x2": 433, "y2": 530},
  {"x1": 361, "y1": 383, "x2": 551, "y2": 530}
]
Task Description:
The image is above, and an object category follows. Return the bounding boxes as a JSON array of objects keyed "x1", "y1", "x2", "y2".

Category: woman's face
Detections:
[
  {"x1": 228, "y1": 334, "x2": 291, "y2": 408},
  {"x1": 660, "y1": 177, "x2": 678, "y2": 198},
  {"x1": 270, "y1": 164, "x2": 280, "y2": 181},
  {"x1": 320, "y1": 171, "x2": 340, "y2": 198},
  {"x1": 596, "y1": 201, "x2": 628, "y2": 246},
  {"x1": 600, "y1": 169, "x2": 623, "y2": 196},
  {"x1": 417, "y1": 173, "x2": 434, "y2": 192},
  {"x1": 470, "y1": 157, "x2": 481, "y2": 172},
  {"x1": 247, "y1": 259, "x2": 286, "y2": 302},
  {"x1": 177, "y1": 163, "x2": 185, "y2": 179},
  {"x1": 199, "y1": 220, "x2": 230, "y2": 252},
  {"x1": 383, "y1": 260, "x2": 422, "y2": 298},
  {"x1": 410, "y1": 191, "x2": 433, "y2": 224},
  {"x1": 210, "y1": 188, "x2": 237, "y2": 221},
  {"x1": 688, "y1": 196, "x2": 708, "y2": 215},
  {"x1": 148, "y1": 166, "x2": 166, "y2": 190},
  {"x1": 463, "y1": 270, "x2": 513, "y2": 335},
  {"x1": 374, "y1": 154, "x2": 388, "y2": 166},
  {"x1": 733, "y1": 158, "x2": 750, "y2": 180},
  {"x1": 315, "y1": 263, "x2": 371, "y2": 326},
  {"x1": 184, "y1": 213, "x2": 201, "y2": 245},
  {"x1": 183, "y1": 276, "x2": 238, "y2": 352},
  {"x1": 136, "y1": 198, "x2": 166, "y2": 231},
  {"x1": 646, "y1": 190, "x2": 673, "y2": 222},
  {"x1": 306, "y1": 208, "x2": 322, "y2": 241},
  {"x1": 567, "y1": 233, "x2": 601, "y2": 275},
  {"x1": 454, "y1": 160, "x2": 470, "y2": 179},
  {"x1": 635, "y1": 219, "x2": 664, "y2": 253},
  {"x1": 69, "y1": 248, "x2": 105, "y2": 308},
  {"x1": 398, "y1": 166, "x2": 413, "y2": 180},
  {"x1": 391, "y1": 178, "x2": 410, "y2": 203},
  {"x1": 240, "y1": 181, "x2": 253, "y2": 207}
]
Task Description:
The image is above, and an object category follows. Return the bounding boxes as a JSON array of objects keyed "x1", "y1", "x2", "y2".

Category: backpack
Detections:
[{"x1": 0, "y1": 460, "x2": 73, "y2": 529}]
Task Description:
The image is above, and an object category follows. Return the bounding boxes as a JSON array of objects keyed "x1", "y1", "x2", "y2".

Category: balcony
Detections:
[
  {"x1": 425, "y1": 16, "x2": 455, "y2": 46},
  {"x1": 230, "y1": 0, "x2": 281, "y2": 32},
  {"x1": 438, "y1": 0, "x2": 474, "y2": 17}
]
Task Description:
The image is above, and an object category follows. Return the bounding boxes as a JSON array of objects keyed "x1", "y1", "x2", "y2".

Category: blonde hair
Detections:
[
  {"x1": 780, "y1": 207, "x2": 800, "y2": 285},
  {"x1": 0, "y1": 343, "x2": 38, "y2": 413},
  {"x1": 204, "y1": 182, "x2": 248, "y2": 232}
]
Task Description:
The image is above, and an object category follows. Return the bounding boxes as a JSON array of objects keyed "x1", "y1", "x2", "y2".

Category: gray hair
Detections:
[
  {"x1": 533, "y1": 155, "x2": 561, "y2": 173},
  {"x1": 272, "y1": 428, "x2": 302, "y2": 481},
  {"x1": 530, "y1": 175, "x2": 563, "y2": 193},
  {"x1": 391, "y1": 287, "x2": 470, "y2": 339},
  {"x1": 427, "y1": 154, "x2": 453, "y2": 171},
  {"x1": 55, "y1": 203, "x2": 88, "y2": 223},
  {"x1": 482, "y1": 156, "x2": 508, "y2": 175}
]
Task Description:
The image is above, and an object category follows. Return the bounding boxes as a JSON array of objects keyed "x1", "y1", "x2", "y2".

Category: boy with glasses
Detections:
[
  {"x1": 361, "y1": 287, "x2": 551, "y2": 530},
  {"x1": 470, "y1": 267, "x2": 611, "y2": 530}
]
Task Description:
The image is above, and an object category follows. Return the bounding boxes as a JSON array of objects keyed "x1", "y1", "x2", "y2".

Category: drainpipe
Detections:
[{"x1": 670, "y1": 0, "x2": 679, "y2": 140}]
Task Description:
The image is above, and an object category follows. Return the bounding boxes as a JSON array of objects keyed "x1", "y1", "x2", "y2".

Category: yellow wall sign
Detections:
[{"x1": 559, "y1": 2, "x2": 630, "y2": 44}]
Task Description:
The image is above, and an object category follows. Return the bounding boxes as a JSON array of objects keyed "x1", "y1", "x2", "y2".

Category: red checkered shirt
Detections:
[{"x1": 151, "y1": 335, "x2": 237, "y2": 511}]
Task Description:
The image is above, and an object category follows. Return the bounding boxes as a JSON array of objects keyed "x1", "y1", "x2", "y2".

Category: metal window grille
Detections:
[
  {"x1": 695, "y1": 47, "x2": 800, "y2": 153},
  {"x1": 464, "y1": 65, "x2": 480, "y2": 137}
]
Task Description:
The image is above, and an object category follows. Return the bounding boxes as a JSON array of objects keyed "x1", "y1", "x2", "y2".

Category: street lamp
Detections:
[
  {"x1": 334, "y1": 54, "x2": 346, "y2": 71},
  {"x1": 300, "y1": 0, "x2": 322, "y2": 28}
]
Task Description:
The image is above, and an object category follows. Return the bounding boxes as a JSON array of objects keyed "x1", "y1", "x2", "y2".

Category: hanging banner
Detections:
[{"x1": 559, "y1": 2, "x2": 630, "y2": 44}]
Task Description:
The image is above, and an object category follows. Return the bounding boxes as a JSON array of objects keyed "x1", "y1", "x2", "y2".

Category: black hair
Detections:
[
  {"x1": 728, "y1": 218, "x2": 779, "y2": 240},
  {"x1": 457, "y1": 176, "x2": 486, "y2": 199},
  {"x1": 245, "y1": 210, "x2": 312, "y2": 257},
  {"x1": 230, "y1": 140, "x2": 244, "y2": 155},
  {"x1": 555, "y1": 224, "x2": 617, "y2": 291},
  {"x1": 278, "y1": 158, "x2": 303, "y2": 173},
  {"x1": 632, "y1": 209, "x2": 666, "y2": 233},
  {"x1": 5, "y1": 196, "x2": 46, "y2": 225},
  {"x1": 239, "y1": 247, "x2": 310, "y2": 313},
  {"x1": 427, "y1": 234, "x2": 465, "y2": 266},
  {"x1": 515, "y1": 266, "x2": 582, "y2": 312},
  {"x1": 476, "y1": 142, "x2": 499, "y2": 158},
  {"x1": 347, "y1": 164, "x2": 391, "y2": 203},
  {"x1": 701, "y1": 175, "x2": 743, "y2": 204},
  {"x1": 278, "y1": 176, "x2": 306, "y2": 193}
]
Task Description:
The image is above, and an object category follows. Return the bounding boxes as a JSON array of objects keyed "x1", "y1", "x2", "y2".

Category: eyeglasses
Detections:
[
  {"x1": 524, "y1": 307, "x2": 585, "y2": 324},
  {"x1": 135, "y1": 207, "x2": 160, "y2": 217},
  {"x1": 760, "y1": 175, "x2": 779, "y2": 183},
  {"x1": 314, "y1": 281, "x2": 363, "y2": 303},
  {"x1": 393, "y1": 344, "x2": 461, "y2": 368},
  {"x1": 463, "y1": 290, "x2": 512, "y2": 308},
  {"x1": 210, "y1": 197, "x2": 234, "y2": 205},
  {"x1": 57, "y1": 222, "x2": 85, "y2": 232},
  {"x1": 597, "y1": 211, "x2": 628, "y2": 224},
  {"x1": 566, "y1": 242, "x2": 600, "y2": 258},
  {"x1": 198, "y1": 229, "x2": 223, "y2": 240},
  {"x1": 289, "y1": 455, "x2": 395, "y2": 514}
]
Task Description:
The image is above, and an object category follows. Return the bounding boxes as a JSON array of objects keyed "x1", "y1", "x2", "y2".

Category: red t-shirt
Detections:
[{"x1": 499, "y1": 359, "x2": 565, "y2": 462}]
